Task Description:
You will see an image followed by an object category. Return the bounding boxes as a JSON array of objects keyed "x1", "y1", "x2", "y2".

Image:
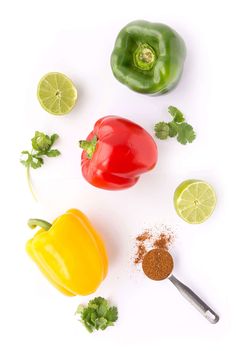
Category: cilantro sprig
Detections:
[
  {"x1": 75, "y1": 297, "x2": 118, "y2": 333},
  {"x1": 154, "y1": 106, "x2": 196, "y2": 145},
  {"x1": 20, "y1": 131, "x2": 61, "y2": 199}
]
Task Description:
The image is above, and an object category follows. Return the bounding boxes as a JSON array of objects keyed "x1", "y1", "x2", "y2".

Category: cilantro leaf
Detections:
[
  {"x1": 46, "y1": 149, "x2": 61, "y2": 157},
  {"x1": 31, "y1": 131, "x2": 52, "y2": 152},
  {"x1": 30, "y1": 156, "x2": 44, "y2": 169},
  {"x1": 177, "y1": 123, "x2": 196, "y2": 144},
  {"x1": 75, "y1": 305, "x2": 84, "y2": 315},
  {"x1": 21, "y1": 150, "x2": 30, "y2": 156},
  {"x1": 50, "y1": 133, "x2": 59, "y2": 144},
  {"x1": 83, "y1": 323, "x2": 94, "y2": 333},
  {"x1": 20, "y1": 152, "x2": 43, "y2": 169},
  {"x1": 88, "y1": 296, "x2": 108, "y2": 308},
  {"x1": 20, "y1": 151, "x2": 32, "y2": 167},
  {"x1": 75, "y1": 297, "x2": 118, "y2": 333},
  {"x1": 97, "y1": 302, "x2": 109, "y2": 317},
  {"x1": 168, "y1": 122, "x2": 178, "y2": 137},
  {"x1": 154, "y1": 122, "x2": 169, "y2": 140},
  {"x1": 90, "y1": 312, "x2": 97, "y2": 323},
  {"x1": 106, "y1": 306, "x2": 118, "y2": 322},
  {"x1": 81, "y1": 308, "x2": 94, "y2": 333},
  {"x1": 168, "y1": 106, "x2": 185, "y2": 123},
  {"x1": 95, "y1": 317, "x2": 107, "y2": 330},
  {"x1": 20, "y1": 131, "x2": 61, "y2": 199},
  {"x1": 154, "y1": 106, "x2": 196, "y2": 145}
]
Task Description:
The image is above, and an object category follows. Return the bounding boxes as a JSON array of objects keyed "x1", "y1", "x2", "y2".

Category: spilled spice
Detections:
[
  {"x1": 136, "y1": 231, "x2": 151, "y2": 242},
  {"x1": 134, "y1": 231, "x2": 151, "y2": 264},
  {"x1": 134, "y1": 243, "x2": 147, "y2": 264},
  {"x1": 133, "y1": 226, "x2": 175, "y2": 265},
  {"x1": 153, "y1": 233, "x2": 173, "y2": 250}
]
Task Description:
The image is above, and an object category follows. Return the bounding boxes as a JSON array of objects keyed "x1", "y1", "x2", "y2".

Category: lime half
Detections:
[
  {"x1": 37, "y1": 72, "x2": 77, "y2": 115},
  {"x1": 174, "y1": 179, "x2": 217, "y2": 224}
]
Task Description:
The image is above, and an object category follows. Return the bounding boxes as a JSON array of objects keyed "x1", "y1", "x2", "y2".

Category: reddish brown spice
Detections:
[
  {"x1": 142, "y1": 249, "x2": 174, "y2": 280},
  {"x1": 134, "y1": 243, "x2": 147, "y2": 264},
  {"x1": 136, "y1": 231, "x2": 151, "y2": 242},
  {"x1": 153, "y1": 233, "x2": 173, "y2": 250},
  {"x1": 134, "y1": 228, "x2": 174, "y2": 265}
]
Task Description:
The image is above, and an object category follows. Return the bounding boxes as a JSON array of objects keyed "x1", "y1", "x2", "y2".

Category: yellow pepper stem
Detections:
[{"x1": 28, "y1": 218, "x2": 52, "y2": 231}]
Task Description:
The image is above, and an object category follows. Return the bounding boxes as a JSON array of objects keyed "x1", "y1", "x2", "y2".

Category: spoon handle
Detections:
[{"x1": 169, "y1": 275, "x2": 219, "y2": 324}]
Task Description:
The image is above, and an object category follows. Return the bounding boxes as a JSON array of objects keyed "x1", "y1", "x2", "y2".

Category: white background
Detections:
[{"x1": 1, "y1": 0, "x2": 236, "y2": 350}]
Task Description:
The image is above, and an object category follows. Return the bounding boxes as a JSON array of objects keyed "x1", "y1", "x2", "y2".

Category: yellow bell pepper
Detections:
[{"x1": 26, "y1": 209, "x2": 108, "y2": 296}]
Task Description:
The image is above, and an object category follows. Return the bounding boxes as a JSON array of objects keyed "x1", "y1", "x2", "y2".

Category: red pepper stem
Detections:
[
  {"x1": 28, "y1": 218, "x2": 52, "y2": 231},
  {"x1": 79, "y1": 135, "x2": 98, "y2": 159}
]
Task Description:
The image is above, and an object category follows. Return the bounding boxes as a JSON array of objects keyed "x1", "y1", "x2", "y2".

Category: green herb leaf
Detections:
[
  {"x1": 75, "y1": 297, "x2": 118, "y2": 333},
  {"x1": 106, "y1": 306, "x2": 118, "y2": 322},
  {"x1": 90, "y1": 312, "x2": 97, "y2": 324},
  {"x1": 168, "y1": 106, "x2": 185, "y2": 123},
  {"x1": 75, "y1": 305, "x2": 84, "y2": 315},
  {"x1": 177, "y1": 123, "x2": 196, "y2": 145},
  {"x1": 20, "y1": 152, "x2": 43, "y2": 169},
  {"x1": 97, "y1": 303, "x2": 108, "y2": 317},
  {"x1": 30, "y1": 156, "x2": 44, "y2": 169},
  {"x1": 154, "y1": 122, "x2": 169, "y2": 140},
  {"x1": 50, "y1": 133, "x2": 59, "y2": 144},
  {"x1": 20, "y1": 131, "x2": 61, "y2": 199},
  {"x1": 31, "y1": 131, "x2": 52, "y2": 152},
  {"x1": 96, "y1": 317, "x2": 107, "y2": 330},
  {"x1": 83, "y1": 320, "x2": 94, "y2": 332},
  {"x1": 20, "y1": 151, "x2": 32, "y2": 167},
  {"x1": 154, "y1": 106, "x2": 196, "y2": 145},
  {"x1": 168, "y1": 122, "x2": 178, "y2": 137},
  {"x1": 46, "y1": 149, "x2": 61, "y2": 157}
]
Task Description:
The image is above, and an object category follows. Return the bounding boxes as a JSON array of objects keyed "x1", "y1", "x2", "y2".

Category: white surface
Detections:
[{"x1": 1, "y1": 1, "x2": 236, "y2": 350}]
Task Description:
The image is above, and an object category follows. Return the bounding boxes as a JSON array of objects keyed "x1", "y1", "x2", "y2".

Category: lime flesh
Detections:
[
  {"x1": 174, "y1": 180, "x2": 217, "y2": 224},
  {"x1": 37, "y1": 72, "x2": 77, "y2": 115}
]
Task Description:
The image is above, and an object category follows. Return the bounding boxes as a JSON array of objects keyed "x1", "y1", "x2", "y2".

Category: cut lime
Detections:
[
  {"x1": 37, "y1": 72, "x2": 77, "y2": 115},
  {"x1": 174, "y1": 179, "x2": 216, "y2": 224}
]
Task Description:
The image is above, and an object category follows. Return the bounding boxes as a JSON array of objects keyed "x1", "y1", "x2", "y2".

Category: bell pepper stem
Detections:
[
  {"x1": 133, "y1": 43, "x2": 157, "y2": 71},
  {"x1": 28, "y1": 218, "x2": 52, "y2": 231},
  {"x1": 79, "y1": 135, "x2": 98, "y2": 159}
]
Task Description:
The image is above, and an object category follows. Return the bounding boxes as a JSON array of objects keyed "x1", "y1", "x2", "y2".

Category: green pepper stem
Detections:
[
  {"x1": 79, "y1": 135, "x2": 98, "y2": 159},
  {"x1": 26, "y1": 166, "x2": 37, "y2": 201},
  {"x1": 133, "y1": 43, "x2": 157, "y2": 71},
  {"x1": 28, "y1": 218, "x2": 52, "y2": 231}
]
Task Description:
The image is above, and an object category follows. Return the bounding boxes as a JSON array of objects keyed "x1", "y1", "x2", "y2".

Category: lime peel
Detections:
[
  {"x1": 37, "y1": 72, "x2": 77, "y2": 115},
  {"x1": 174, "y1": 180, "x2": 217, "y2": 224}
]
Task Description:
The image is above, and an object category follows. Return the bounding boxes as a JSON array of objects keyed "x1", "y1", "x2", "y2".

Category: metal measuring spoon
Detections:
[{"x1": 142, "y1": 249, "x2": 219, "y2": 324}]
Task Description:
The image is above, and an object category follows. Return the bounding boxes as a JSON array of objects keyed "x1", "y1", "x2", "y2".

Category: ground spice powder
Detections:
[
  {"x1": 134, "y1": 243, "x2": 147, "y2": 264},
  {"x1": 142, "y1": 249, "x2": 174, "y2": 280},
  {"x1": 134, "y1": 228, "x2": 174, "y2": 265},
  {"x1": 134, "y1": 231, "x2": 151, "y2": 264},
  {"x1": 136, "y1": 232, "x2": 151, "y2": 242},
  {"x1": 153, "y1": 233, "x2": 173, "y2": 250}
]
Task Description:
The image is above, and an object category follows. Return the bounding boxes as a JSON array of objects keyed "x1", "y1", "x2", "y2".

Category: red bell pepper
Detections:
[{"x1": 79, "y1": 116, "x2": 158, "y2": 190}]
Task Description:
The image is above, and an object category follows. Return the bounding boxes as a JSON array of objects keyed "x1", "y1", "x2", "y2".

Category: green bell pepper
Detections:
[{"x1": 110, "y1": 20, "x2": 186, "y2": 95}]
